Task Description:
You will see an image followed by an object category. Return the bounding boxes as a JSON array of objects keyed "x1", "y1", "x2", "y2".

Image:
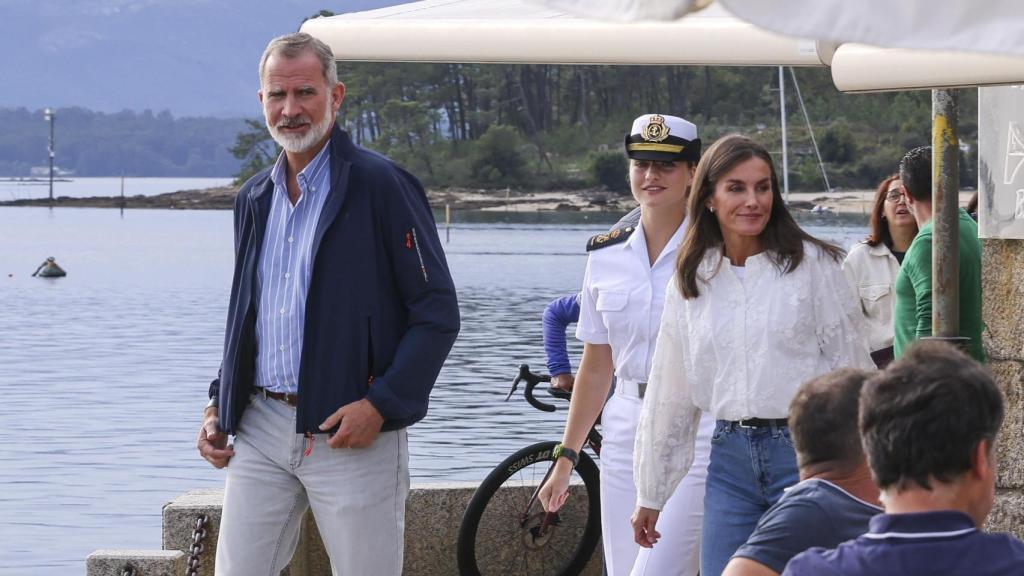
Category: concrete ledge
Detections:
[
  {"x1": 161, "y1": 482, "x2": 602, "y2": 575},
  {"x1": 86, "y1": 550, "x2": 185, "y2": 576},
  {"x1": 162, "y1": 488, "x2": 222, "y2": 576}
]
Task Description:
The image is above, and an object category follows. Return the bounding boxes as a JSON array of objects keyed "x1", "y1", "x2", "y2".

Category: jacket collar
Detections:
[
  {"x1": 628, "y1": 217, "x2": 688, "y2": 269},
  {"x1": 246, "y1": 125, "x2": 356, "y2": 279},
  {"x1": 311, "y1": 125, "x2": 354, "y2": 266},
  {"x1": 248, "y1": 124, "x2": 357, "y2": 202},
  {"x1": 868, "y1": 242, "x2": 894, "y2": 257},
  {"x1": 864, "y1": 510, "x2": 977, "y2": 540}
]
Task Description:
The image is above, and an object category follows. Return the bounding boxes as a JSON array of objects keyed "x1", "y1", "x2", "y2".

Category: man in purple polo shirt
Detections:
[{"x1": 784, "y1": 341, "x2": 1024, "y2": 576}]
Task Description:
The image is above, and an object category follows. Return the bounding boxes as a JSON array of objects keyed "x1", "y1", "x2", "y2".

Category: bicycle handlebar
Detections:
[{"x1": 505, "y1": 364, "x2": 557, "y2": 412}]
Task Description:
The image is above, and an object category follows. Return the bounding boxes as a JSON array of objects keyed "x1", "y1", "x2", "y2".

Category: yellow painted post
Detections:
[{"x1": 932, "y1": 89, "x2": 961, "y2": 340}]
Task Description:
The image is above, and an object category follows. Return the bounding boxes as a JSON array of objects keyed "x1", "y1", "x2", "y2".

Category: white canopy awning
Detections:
[
  {"x1": 299, "y1": 0, "x2": 1024, "y2": 92},
  {"x1": 301, "y1": 0, "x2": 834, "y2": 67},
  {"x1": 831, "y1": 45, "x2": 1024, "y2": 93}
]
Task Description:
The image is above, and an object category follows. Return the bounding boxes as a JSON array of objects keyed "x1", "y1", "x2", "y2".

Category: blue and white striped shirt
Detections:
[{"x1": 254, "y1": 143, "x2": 332, "y2": 394}]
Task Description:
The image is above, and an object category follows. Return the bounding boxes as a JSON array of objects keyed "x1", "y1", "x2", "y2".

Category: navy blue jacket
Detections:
[{"x1": 210, "y1": 126, "x2": 460, "y2": 435}]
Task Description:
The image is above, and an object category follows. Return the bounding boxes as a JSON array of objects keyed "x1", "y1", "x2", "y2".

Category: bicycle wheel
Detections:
[{"x1": 457, "y1": 441, "x2": 601, "y2": 576}]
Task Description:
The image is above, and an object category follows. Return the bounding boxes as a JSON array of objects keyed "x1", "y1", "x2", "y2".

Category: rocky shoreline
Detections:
[
  {"x1": 0, "y1": 185, "x2": 635, "y2": 213},
  {"x1": 0, "y1": 184, "x2": 930, "y2": 217}
]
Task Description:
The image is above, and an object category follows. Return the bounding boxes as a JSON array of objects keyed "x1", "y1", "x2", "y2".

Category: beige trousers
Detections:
[{"x1": 214, "y1": 393, "x2": 409, "y2": 576}]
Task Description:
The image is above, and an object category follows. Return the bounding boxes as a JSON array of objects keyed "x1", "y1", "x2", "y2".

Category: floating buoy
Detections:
[{"x1": 32, "y1": 257, "x2": 67, "y2": 278}]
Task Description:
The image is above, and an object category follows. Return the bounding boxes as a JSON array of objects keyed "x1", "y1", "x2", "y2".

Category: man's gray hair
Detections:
[{"x1": 259, "y1": 32, "x2": 338, "y2": 87}]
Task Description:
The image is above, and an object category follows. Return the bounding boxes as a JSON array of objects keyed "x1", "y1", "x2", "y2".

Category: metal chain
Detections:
[{"x1": 186, "y1": 514, "x2": 210, "y2": 576}]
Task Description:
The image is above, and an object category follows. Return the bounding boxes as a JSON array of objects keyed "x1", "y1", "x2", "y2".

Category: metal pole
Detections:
[
  {"x1": 931, "y1": 89, "x2": 960, "y2": 339},
  {"x1": 779, "y1": 66, "x2": 789, "y2": 203},
  {"x1": 46, "y1": 108, "x2": 55, "y2": 206},
  {"x1": 789, "y1": 68, "x2": 831, "y2": 193}
]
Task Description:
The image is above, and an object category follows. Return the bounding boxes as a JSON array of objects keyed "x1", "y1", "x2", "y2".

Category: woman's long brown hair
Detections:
[{"x1": 676, "y1": 134, "x2": 844, "y2": 299}]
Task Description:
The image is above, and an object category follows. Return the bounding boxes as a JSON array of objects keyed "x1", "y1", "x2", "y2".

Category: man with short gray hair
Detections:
[{"x1": 196, "y1": 32, "x2": 460, "y2": 575}]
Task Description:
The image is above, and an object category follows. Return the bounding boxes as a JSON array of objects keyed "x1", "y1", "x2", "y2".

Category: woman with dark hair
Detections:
[
  {"x1": 631, "y1": 134, "x2": 874, "y2": 576},
  {"x1": 842, "y1": 175, "x2": 918, "y2": 367}
]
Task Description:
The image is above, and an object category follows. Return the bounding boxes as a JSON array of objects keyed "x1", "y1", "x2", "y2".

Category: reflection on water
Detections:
[{"x1": 0, "y1": 206, "x2": 867, "y2": 574}]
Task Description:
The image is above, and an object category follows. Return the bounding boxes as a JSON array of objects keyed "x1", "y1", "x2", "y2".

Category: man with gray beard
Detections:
[{"x1": 195, "y1": 32, "x2": 460, "y2": 575}]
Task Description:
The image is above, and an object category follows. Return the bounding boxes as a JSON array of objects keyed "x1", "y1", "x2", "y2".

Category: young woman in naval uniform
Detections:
[{"x1": 539, "y1": 113, "x2": 713, "y2": 576}]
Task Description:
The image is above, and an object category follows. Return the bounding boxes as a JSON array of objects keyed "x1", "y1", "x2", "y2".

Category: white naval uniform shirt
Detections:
[
  {"x1": 575, "y1": 219, "x2": 686, "y2": 383},
  {"x1": 635, "y1": 242, "x2": 875, "y2": 510}
]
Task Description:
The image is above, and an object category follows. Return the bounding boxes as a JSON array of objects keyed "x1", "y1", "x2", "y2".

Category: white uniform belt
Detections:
[{"x1": 617, "y1": 378, "x2": 647, "y2": 399}]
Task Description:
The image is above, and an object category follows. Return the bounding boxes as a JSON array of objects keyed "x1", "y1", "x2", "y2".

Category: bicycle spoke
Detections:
[{"x1": 460, "y1": 442, "x2": 600, "y2": 576}]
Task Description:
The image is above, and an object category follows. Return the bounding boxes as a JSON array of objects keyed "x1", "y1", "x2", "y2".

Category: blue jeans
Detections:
[{"x1": 701, "y1": 420, "x2": 799, "y2": 576}]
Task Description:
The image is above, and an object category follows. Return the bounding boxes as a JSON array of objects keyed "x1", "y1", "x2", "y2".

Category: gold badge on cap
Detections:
[{"x1": 641, "y1": 115, "x2": 670, "y2": 142}]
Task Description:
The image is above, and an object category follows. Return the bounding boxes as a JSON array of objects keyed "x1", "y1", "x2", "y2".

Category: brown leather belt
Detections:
[{"x1": 254, "y1": 387, "x2": 298, "y2": 406}]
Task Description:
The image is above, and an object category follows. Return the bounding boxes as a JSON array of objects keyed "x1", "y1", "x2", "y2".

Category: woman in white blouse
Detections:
[
  {"x1": 631, "y1": 135, "x2": 874, "y2": 576},
  {"x1": 538, "y1": 114, "x2": 714, "y2": 576},
  {"x1": 842, "y1": 174, "x2": 918, "y2": 367}
]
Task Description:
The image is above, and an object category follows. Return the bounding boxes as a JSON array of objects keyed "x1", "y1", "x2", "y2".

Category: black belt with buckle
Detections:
[
  {"x1": 254, "y1": 387, "x2": 298, "y2": 407},
  {"x1": 734, "y1": 418, "x2": 788, "y2": 428}
]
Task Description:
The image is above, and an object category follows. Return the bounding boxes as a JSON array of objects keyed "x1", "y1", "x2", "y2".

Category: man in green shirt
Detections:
[{"x1": 892, "y1": 146, "x2": 985, "y2": 361}]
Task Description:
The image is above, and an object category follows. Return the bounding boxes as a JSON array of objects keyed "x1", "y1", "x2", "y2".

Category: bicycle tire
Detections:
[{"x1": 457, "y1": 441, "x2": 602, "y2": 576}]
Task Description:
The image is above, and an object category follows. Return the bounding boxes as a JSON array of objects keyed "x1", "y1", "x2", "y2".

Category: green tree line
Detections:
[
  {"x1": 236, "y1": 62, "x2": 978, "y2": 193},
  {"x1": 0, "y1": 107, "x2": 245, "y2": 177}
]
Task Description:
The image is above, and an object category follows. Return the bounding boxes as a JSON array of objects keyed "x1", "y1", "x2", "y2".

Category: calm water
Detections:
[
  {"x1": 0, "y1": 177, "x2": 233, "y2": 201},
  {"x1": 0, "y1": 206, "x2": 867, "y2": 574}
]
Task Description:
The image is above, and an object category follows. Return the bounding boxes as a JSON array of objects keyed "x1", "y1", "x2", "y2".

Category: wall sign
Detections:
[{"x1": 979, "y1": 85, "x2": 1024, "y2": 239}]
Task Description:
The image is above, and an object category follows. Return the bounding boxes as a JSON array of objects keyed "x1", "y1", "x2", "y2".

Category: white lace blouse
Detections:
[{"x1": 634, "y1": 243, "x2": 874, "y2": 510}]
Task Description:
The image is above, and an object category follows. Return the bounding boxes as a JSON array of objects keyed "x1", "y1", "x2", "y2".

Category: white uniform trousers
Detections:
[
  {"x1": 214, "y1": 393, "x2": 410, "y2": 576},
  {"x1": 599, "y1": 385, "x2": 713, "y2": 576}
]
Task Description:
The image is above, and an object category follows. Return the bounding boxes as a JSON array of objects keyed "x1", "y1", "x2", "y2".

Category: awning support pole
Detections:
[{"x1": 931, "y1": 89, "x2": 961, "y2": 340}]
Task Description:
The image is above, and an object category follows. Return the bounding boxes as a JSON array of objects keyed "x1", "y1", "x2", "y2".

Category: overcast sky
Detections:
[{"x1": 0, "y1": 0, "x2": 406, "y2": 117}]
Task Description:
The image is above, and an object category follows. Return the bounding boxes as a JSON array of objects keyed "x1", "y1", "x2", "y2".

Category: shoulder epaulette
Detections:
[{"x1": 586, "y1": 225, "x2": 636, "y2": 252}]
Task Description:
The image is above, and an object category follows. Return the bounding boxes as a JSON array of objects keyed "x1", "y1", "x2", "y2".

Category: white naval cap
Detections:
[{"x1": 624, "y1": 113, "x2": 701, "y2": 162}]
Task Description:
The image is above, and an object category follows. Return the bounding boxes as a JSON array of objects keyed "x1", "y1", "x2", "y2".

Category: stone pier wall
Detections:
[
  {"x1": 89, "y1": 482, "x2": 603, "y2": 576},
  {"x1": 982, "y1": 239, "x2": 1024, "y2": 537}
]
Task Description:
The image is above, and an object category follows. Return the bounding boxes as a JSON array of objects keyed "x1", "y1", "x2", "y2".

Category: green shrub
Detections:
[
  {"x1": 470, "y1": 125, "x2": 528, "y2": 186},
  {"x1": 820, "y1": 124, "x2": 857, "y2": 164},
  {"x1": 589, "y1": 150, "x2": 629, "y2": 194}
]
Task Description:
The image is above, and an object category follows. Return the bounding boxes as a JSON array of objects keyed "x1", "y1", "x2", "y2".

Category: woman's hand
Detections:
[
  {"x1": 538, "y1": 459, "x2": 573, "y2": 512},
  {"x1": 631, "y1": 506, "x2": 662, "y2": 548}
]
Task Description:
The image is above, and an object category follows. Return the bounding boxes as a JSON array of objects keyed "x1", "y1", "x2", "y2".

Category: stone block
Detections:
[
  {"x1": 982, "y1": 240, "x2": 1024, "y2": 360},
  {"x1": 405, "y1": 481, "x2": 477, "y2": 575},
  {"x1": 161, "y1": 489, "x2": 223, "y2": 576},
  {"x1": 983, "y1": 239, "x2": 1024, "y2": 491},
  {"x1": 159, "y1": 483, "x2": 603, "y2": 576},
  {"x1": 282, "y1": 481, "x2": 603, "y2": 575},
  {"x1": 86, "y1": 549, "x2": 185, "y2": 576},
  {"x1": 991, "y1": 361, "x2": 1024, "y2": 489},
  {"x1": 986, "y1": 489, "x2": 1024, "y2": 540}
]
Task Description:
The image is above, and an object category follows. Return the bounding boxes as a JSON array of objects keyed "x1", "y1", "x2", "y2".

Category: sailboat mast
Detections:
[
  {"x1": 789, "y1": 67, "x2": 832, "y2": 194},
  {"x1": 779, "y1": 66, "x2": 790, "y2": 204}
]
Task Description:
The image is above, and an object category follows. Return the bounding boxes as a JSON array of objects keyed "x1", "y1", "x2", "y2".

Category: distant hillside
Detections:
[
  {"x1": 0, "y1": 0, "x2": 406, "y2": 117},
  {"x1": 0, "y1": 107, "x2": 246, "y2": 177}
]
